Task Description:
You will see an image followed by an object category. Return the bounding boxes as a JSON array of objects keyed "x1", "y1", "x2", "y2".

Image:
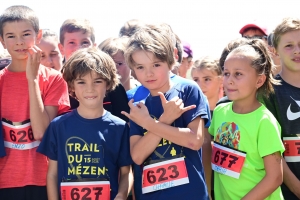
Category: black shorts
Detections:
[{"x1": 0, "y1": 185, "x2": 47, "y2": 200}]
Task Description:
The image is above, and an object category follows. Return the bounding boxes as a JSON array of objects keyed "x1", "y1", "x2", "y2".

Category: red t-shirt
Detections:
[{"x1": 0, "y1": 66, "x2": 70, "y2": 188}]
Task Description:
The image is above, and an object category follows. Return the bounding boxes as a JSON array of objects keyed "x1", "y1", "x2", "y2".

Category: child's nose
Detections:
[{"x1": 16, "y1": 37, "x2": 24, "y2": 45}]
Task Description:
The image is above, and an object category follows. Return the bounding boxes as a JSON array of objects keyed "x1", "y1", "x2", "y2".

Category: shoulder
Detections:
[
  {"x1": 214, "y1": 102, "x2": 232, "y2": 113},
  {"x1": 258, "y1": 105, "x2": 279, "y2": 124},
  {"x1": 50, "y1": 111, "x2": 75, "y2": 126},
  {"x1": 103, "y1": 112, "x2": 127, "y2": 127}
]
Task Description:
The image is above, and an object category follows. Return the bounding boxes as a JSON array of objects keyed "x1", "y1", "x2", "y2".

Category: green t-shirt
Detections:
[{"x1": 209, "y1": 102, "x2": 285, "y2": 200}]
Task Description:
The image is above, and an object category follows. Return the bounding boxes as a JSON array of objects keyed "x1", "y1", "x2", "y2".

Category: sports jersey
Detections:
[
  {"x1": 130, "y1": 80, "x2": 209, "y2": 200},
  {"x1": 209, "y1": 102, "x2": 284, "y2": 200},
  {"x1": 260, "y1": 75, "x2": 300, "y2": 199},
  {"x1": 37, "y1": 110, "x2": 132, "y2": 200},
  {"x1": 0, "y1": 66, "x2": 70, "y2": 188}
]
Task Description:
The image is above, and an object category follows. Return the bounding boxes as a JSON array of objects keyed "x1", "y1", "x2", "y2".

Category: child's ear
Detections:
[
  {"x1": 36, "y1": 29, "x2": 42, "y2": 44},
  {"x1": 93, "y1": 43, "x2": 97, "y2": 47},
  {"x1": 257, "y1": 74, "x2": 266, "y2": 88},
  {"x1": 173, "y1": 48, "x2": 178, "y2": 61},
  {"x1": 58, "y1": 43, "x2": 65, "y2": 56},
  {"x1": 0, "y1": 36, "x2": 6, "y2": 49}
]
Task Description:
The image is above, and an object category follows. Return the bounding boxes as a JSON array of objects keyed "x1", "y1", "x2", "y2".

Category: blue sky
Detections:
[{"x1": 1, "y1": 0, "x2": 300, "y2": 59}]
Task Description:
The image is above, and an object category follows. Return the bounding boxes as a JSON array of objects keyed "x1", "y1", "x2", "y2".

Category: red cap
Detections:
[{"x1": 239, "y1": 23, "x2": 268, "y2": 36}]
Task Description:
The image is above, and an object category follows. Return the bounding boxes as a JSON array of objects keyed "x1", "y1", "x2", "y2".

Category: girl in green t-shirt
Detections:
[{"x1": 209, "y1": 39, "x2": 285, "y2": 200}]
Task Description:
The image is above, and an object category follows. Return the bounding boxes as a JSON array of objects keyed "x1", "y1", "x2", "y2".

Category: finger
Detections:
[
  {"x1": 170, "y1": 96, "x2": 179, "y2": 102},
  {"x1": 127, "y1": 99, "x2": 136, "y2": 109},
  {"x1": 121, "y1": 111, "x2": 131, "y2": 119},
  {"x1": 175, "y1": 99, "x2": 183, "y2": 106},
  {"x1": 158, "y1": 92, "x2": 167, "y2": 104},
  {"x1": 181, "y1": 105, "x2": 196, "y2": 113}
]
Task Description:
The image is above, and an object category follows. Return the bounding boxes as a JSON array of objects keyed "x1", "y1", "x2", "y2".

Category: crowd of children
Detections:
[{"x1": 0, "y1": 4, "x2": 300, "y2": 200}]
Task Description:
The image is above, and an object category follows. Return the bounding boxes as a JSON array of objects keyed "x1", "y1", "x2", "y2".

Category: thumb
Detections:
[
  {"x1": 182, "y1": 104, "x2": 196, "y2": 113},
  {"x1": 158, "y1": 92, "x2": 167, "y2": 104}
]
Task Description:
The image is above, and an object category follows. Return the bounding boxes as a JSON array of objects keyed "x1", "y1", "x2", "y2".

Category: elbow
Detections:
[
  {"x1": 33, "y1": 130, "x2": 45, "y2": 141},
  {"x1": 131, "y1": 151, "x2": 145, "y2": 165},
  {"x1": 267, "y1": 172, "x2": 283, "y2": 189},
  {"x1": 188, "y1": 136, "x2": 204, "y2": 151}
]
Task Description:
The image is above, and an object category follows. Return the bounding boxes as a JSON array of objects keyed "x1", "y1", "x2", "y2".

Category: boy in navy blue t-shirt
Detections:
[
  {"x1": 122, "y1": 24, "x2": 210, "y2": 200},
  {"x1": 38, "y1": 47, "x2": 133, "y2": 200}
]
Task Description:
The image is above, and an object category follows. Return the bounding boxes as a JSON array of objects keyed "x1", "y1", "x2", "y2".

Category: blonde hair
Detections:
[
  {"x1": 59, "y1": 19, "x2": 95, "y2": 45},
  {"x1": 63, "y1": 47, "x2": 119, "y2": 97},
  {"x1": 273, "y1": 17, "x2": 300, "y2": 49},
  {"x1": 124, "y1": 25, "x2": 175, "y2": 69},
  {"x1": 228, "y1": 39, "x2": 280, "y2": 97},
  {"x1": 192, "y1": 56, "x2": 222, "y2": 76},
  {"x1": 98, "y1": 37, "x2": 129, "y2": 56}
]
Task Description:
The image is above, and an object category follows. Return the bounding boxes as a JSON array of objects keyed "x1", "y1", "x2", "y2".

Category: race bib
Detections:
[
  {"x1": 142, "y1": 157, "x2": 189, "y2": 194},
  {"x1": 61, "y1": 181, "x2": 110, "y2": 200},
  {"x1": 2, "y1": 119, "x2": 40, "y2": 150},
  {"x1": 283, "y1": 136, "x2": 300, "y2": 162},
  {"x1": 211, "y1": 142, "x2": 246, "y2": 179}
]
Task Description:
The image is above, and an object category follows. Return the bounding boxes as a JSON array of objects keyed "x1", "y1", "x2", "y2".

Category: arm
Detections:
[
  {"x1": 242, "y1": 152, "x2": 283, "y2": 200},
  {"x1": 114, "y1": 165, "x2": 133, "y2": 200},
  {"x1": 27, "y1": 46, "x2": 58, "y2": 140},
  {"x1": 125, "y1": 93, "x2": 197, "y2": 164},
  {"x1": 202, "y1": 128, "x2": 212, "y2": 199},
  {"x1": 47, "y1": 159, "x2": 59, "y2": 200},
  {"x1": 282, "y1": 159, "x2": 300, "y2": 198}
]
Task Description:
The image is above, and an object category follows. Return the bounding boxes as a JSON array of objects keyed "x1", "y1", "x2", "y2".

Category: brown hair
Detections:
[
  {"x1": 0, "y1": 5, "x2": 39, "y2": 37},
  {"x1": 273, "y1": 17, "x2": 300, "y2": 49},
  {"x1": 228, "y1": 39, "x2": 280, "y2": 97},
  {"x1": 124, "y1": 24, "x2": 175, "y2": 69},
  {"x1": 63, "y1": 47, "x2": 119, "y2": 97},
  {"x1": 192, "y1": 56, "x2": 222, "y2": 76},
  {"x1": 59, "y1": 19, "x2": 95, "y2": 45},
  {"x1": 119, "y1": 19, "x2": 145, "y2": 37}
]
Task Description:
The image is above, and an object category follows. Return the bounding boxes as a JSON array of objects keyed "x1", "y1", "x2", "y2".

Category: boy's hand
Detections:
[
  {"x1": 26, "y1": 45, "x2": 42, "y2": 81},
  {"x1": 158, "y1": 92, "x2": 196, "y2": 124},
  {"x1": 121, "y1": 99, "x2": 152, "y2": 127}
]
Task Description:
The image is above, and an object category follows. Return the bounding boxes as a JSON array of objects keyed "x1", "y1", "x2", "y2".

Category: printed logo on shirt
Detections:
[
  {"x1": 65, "y1": 137, "x2": 107, "y2": 179},
  {"x1": 215, "y1": 122, "x2": 240, "y2": 150},
  {"x1": 286, "y1": 97, "x2": 300, "y2": 121}
]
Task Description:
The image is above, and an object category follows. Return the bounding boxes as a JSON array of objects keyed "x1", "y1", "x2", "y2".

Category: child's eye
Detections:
[
  {"x1": 136, "y1": 66, "x2": 143, "y2": 70},
  {"x1": 7, "y1": 35, "x2": 14, "y2": 38},
  {"x1": 77, "y1": 81, "x2": 85, "y2": 84},
  {"x1": 223, "y1": 72, "x2": 229, "y2": 77},
  {"x1": 204, "y1": 78, "x2": 211, "y2": 82},
  {"x1": 50, "y1": 53, "x2": 58, "y2": 57},
  {"x1": 193, "y1": 78, "x2": 198, "y2": 82},
  {"x1": 69, "y1": 41, "x2": 75, "y2": 45},
  {"x1": 95, "y1": 80, "x2": 104, "y2": 83},
  {"x1": 115, "y1": 62, "x2": 123, "y2": 67},
  {"x1": 285, "y1": 44, "x2": 293, "y2": 48},
  {"x1": 235, "y1": 72, "x2": 242, "y2": 76},
  {"x1": 41, "y1": 54, "x2": 45, "y2": 58},
  {"x1": 154, "y1": 63, "x2": 160, "y2": 67},
  {"x1": 82, "y1": 41, "x2": 91, "y2": 46},
  {"x1": 24, "y1": 33, "x2": 30, "y2": 36}
]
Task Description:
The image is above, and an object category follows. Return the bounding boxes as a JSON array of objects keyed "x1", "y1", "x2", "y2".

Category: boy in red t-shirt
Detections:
[{"x1": 0, "y1": 5, "x2": 70, "y2": 200}]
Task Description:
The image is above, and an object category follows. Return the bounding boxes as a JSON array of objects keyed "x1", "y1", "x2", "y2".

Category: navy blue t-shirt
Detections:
[
  {"x1": 37, "y1": 110, "x2": 132, "y2": 200},
  {"x1": 0, "y1": 125, "x2": 5, "y2": 157},
  {"x1": 130, "y1": 81, "x2": 209, "y2": 200}
]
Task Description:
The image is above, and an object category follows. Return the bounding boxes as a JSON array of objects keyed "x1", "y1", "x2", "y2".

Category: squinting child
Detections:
[
  {"x1": 261, "y1": 17, "x2": 300, "y2": 200},
  {"x1": 37, "y1": 29, "x2": 63, "y2": 71},
  {"x1": 191, "y1": 56, "x2": 223, "y2": 112},
  {"x1": 122, "y1": 25, "x2": 210, "y2": 200},
  {"x1": 209, "y1": 39, "x2": 284, "y2": 200},
  {"x1": 37, "y1": 47, "x2": 133, "y2": 200},
  {"x1": 0, "y1": 5, "x2": 70, "y2": 200},
  {"x1": 98, "y1": 37, "x2": 140, "y2": 91}
]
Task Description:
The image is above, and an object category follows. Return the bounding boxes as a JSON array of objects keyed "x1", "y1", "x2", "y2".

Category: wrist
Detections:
[{"x1": 159, "y1": 114, "x2": 173, "y2": 125}]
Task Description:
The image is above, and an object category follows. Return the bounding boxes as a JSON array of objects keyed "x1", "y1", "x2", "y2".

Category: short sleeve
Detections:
[
  {"x1": 37, "y1": 121, "x2": 58, "y2": 160},
  {"x1": 182, "y1": 84, "x2": 210, "y2": 127},
  {"x1": 117, "y1": 124, "x2": 133, "y2": 167},
  {"x1": 0, "y1": 125, "x2": 6, "y2": 157},
  {"x1": 129, "y1": 120, "x2": 144, "y2": 137},
  {"x1": 42, "y1": 73, "x2": 70, "y2": 115},
  {"x1": 257, "y1": 115, "x2": 285, "y2": 157}
]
